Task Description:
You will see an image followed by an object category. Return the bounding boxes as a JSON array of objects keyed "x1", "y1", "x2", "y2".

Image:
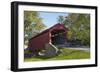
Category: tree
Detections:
[
  {"x1": 57, "y1": 16, "x2": 65, "y2": 24},
  {"x1": 57, "y1": 13, "x2": 90, "y2": 46},
  {"x1": 24, "y1": 11, "x2": 46, "y2": 47}
]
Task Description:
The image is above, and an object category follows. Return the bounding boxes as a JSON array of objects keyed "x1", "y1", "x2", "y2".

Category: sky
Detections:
[{"x1": 39, "y1": 12, "x2": 68, "y2": 28}]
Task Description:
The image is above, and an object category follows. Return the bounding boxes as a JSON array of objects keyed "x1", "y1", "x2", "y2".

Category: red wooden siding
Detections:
[{"x1": 28, "y1": 31, "x2": 50, "y2": 51}]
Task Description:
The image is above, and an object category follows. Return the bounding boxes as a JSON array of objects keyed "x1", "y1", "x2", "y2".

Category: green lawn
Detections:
[{"x1": 24, "y1": 48, "x2": 90, "y2": 62}]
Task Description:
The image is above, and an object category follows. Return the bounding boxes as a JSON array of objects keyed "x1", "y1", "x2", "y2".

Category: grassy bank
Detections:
[{"x1": 24, "y1": 48, "x2": 90, "y2": 62}]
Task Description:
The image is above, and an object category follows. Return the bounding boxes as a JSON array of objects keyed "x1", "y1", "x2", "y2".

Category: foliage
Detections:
[
  {"x1": 24, "y1": 11, "x2": 46, "y2": 46},
  {"x1": 57, "y1": 13, "x2": 90, "y2": 46},
  {"x1": 57, "y1": 16, "x2": 65, "y2": 24}
]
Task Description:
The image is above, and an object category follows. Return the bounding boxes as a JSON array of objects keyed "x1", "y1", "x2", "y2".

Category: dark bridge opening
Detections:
[{"x1": 51, "y1": 30, "x2": 67, "y2": 45}]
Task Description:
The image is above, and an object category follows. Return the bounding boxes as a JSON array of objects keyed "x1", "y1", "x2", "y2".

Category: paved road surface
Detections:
[
  {"x1": 56, "y1": 45, "x2": 90, "y2": 51},
  {"x1": 67, "y1": 47, "x2": 90, "y2": 51}
]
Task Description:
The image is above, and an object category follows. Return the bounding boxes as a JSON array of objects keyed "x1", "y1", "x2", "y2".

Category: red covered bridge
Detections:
[{"x1": 28, "y1": 23, "x2": 68, "y2": 52}]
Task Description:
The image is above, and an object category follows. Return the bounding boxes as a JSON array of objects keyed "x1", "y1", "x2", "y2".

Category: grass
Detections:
[{"x1": 24, "y1": 48, "x2": 90, "y2": 62}]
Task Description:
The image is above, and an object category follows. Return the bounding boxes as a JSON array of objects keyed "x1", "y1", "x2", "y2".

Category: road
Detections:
[{"x1": 66, "y1": 47, "x2": 90, "y2": 51}]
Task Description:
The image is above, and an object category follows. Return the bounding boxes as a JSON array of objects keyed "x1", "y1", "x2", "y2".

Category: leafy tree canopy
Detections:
[{"x1": 57, "y1": 13, "x2": 90, "y2": 46}]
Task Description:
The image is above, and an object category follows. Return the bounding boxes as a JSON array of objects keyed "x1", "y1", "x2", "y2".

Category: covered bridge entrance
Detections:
[{"x1": 51, "y1": 30, "x2": 67, "y2": 45}]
